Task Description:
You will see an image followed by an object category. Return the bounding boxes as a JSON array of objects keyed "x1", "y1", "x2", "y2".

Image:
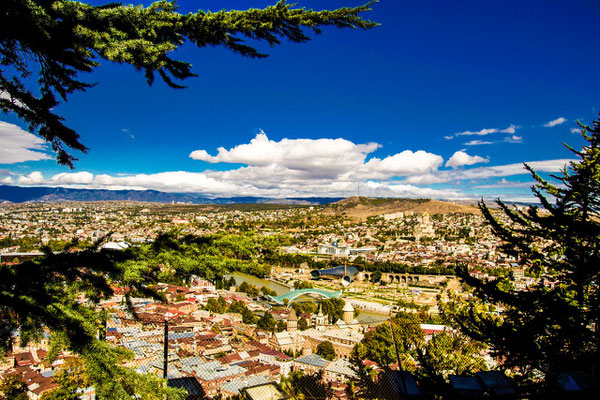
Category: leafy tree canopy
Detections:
[
  {"x1": 316, "y1": 340, "x2": 336, "y2": 361},
  {"x1": 442, "y1": 113, "x2": 600, "y2": 388},
  {"x1": 0, "y1": 374, "x2": 28, "y2": 400},
  {"x1": 0, "y1": 0, "x2": 376, "y2": 167}
]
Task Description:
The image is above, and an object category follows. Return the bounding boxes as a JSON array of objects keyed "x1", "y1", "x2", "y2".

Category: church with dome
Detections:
[{"x1": 269, "y1": 300, "x2": 364, "y2": 360}]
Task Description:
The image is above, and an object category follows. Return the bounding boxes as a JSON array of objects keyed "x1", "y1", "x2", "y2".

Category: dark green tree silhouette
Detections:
[
  {"x1": 280, "y1": 370, "x2": 332, "y2": 400},
  {"x1": 0, "y1": 0, "x2": 376, "y2": 167},
  {"x1": 298, "y1": 317, "x2": 309, "y2": 331},
  {"x1": 0, "y1": 239, "x2": 187, "y2": 399},
  {"x1": 257, "y1": 312, "x2": 277, "y2": 332},
  {"x1": 0, "y1": 374, "x2": 28, "y2": 400},
  {"x1": 316, "y1": 340, "x2": 336, "y2": 361},
  {"x1": 442, "y1": 113, "x2": 600, "y2": 388}
]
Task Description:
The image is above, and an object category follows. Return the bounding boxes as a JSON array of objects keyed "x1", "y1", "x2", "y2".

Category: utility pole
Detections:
[{"x1": 163, "y1": 318, "x2": 169, "y2": 379}]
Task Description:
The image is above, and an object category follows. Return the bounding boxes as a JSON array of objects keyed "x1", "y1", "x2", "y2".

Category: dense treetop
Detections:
[{"x1": 443, "y1": 113, "x2": 600, "y2": 391}]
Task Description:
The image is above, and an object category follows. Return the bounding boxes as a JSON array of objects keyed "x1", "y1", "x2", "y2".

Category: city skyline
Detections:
[{"x1": 1, "y1": 0, "x2": 599, "y2": 202}]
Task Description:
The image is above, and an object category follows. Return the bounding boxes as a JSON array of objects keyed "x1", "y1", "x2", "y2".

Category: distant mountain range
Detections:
[{"x1": 0, "y1": 185, "x2": 343, "y2": 205}]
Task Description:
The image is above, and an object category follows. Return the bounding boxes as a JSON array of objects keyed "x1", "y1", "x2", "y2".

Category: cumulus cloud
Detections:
[
  {"x1": 571, "y1": 128, "x2": 580, "y2": 133},
  {"x1": 1, "y1": 176, "x2": 13, "y2": 184},
  {"x1": 0, "y1": 121, "x2": 52, "y2": 164},
  {"x1": 17, "y1": 171, "x2": 45, "y2": 185},
  {"x1": 544, "y1": 117, "x2": 566, "y2": 127},
  {"x1": 50, "y1": 172, "x2": 94, "y2": 185},
  {"x1": 191, "y1": 132, "x2": 442, "y2": 181},
  {"x1": 360, "y1": 150, "x2": 443, "y2": 178},
  {"x1": 190, "y1": 132, "x2": 380, "y2": 178},
  {"x1": 445, "y1": 151, "x2": 489, "y2": 168}
]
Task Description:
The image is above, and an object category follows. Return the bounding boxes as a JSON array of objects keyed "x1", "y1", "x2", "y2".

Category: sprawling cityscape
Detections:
[{"x1": 0, "y1": 197, "x2": 550, "y2": 399}]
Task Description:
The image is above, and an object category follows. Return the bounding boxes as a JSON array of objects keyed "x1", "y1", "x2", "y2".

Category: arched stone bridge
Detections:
[
  {"x1": 358, "y1": 272, "x2": 452, "y2": 285},
  {"x1": 270, "y1": 288, "x2": 343, "y2": 305}
]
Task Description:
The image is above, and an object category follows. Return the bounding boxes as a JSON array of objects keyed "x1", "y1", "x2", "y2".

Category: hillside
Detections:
[
  {"x1": 325, "y1": 197, "x2": 479, "y2": 220},
  {"x1": 0, "y1": 185, "x2": 341, "y2": 205}
]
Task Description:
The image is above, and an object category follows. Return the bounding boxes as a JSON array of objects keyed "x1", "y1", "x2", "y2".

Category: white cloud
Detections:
[
  {"x1": 504, "y1": 135, "x2": 523, "y2": 143},
  {"x1": 191, "y1": 132, "x2": 442, "y2": 181},
  {"x1": 455, "y1": 124, "x2": 518, "y2": 137},
  {"x1": 0, "y1": 121, "x2": 52, "y2": 164},
  {"x1": 544, "y1": 117, "x2": 566, "y2": 127},
  {"x1": 190, "y1": 132, "x2": 380, "y2": 179},
  {"x1": 456, "y1": 128, "x2": 497, "y2": 137},
  {"x1": 10, "y1": 169, "x2": 468, "y2": 199},
  {"x1": 445, "y1": 151, "x2": 489, "y2": 168},
  {"x1": 8, "y1": 158, "x2": 572, "y2": 200},
  {"x1": 464, "y1": 140, "x2": 493, "y2": 146},
  {"x1": 360, "y1": 150, "x2": 443, "y2": 178},
  {"x1": 499, "y1": 124, "x2": 518, "y2": 134},
  {"x1": 17, "y1": 171, "x2": 45, "y2": 185},
  {"x1": 405, "y1": 158, "x2": 573, "y2": 185},
  {"x1": 50, "y1": 172, "x2": 94, "y2": 184},
  {"x1": 1, "y1": 176, "x2": 13, "y2": 184},
  {"x1": 6, "y1": 128, "x2": 573, "y2": 201},
  {"x1": 571, "y1": 128, "x2": 580, "y2": 133},
  {"x1": 364, "y1": 181, "x2": 463, "y2": 199}
]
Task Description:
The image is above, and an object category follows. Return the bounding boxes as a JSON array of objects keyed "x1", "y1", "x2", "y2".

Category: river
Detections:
[{"x1": 226, "y1": 272, "x2": 389, "y2": 323}]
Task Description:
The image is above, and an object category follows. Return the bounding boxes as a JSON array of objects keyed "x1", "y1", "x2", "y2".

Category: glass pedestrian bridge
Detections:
[{"x1": 270, "y1": 288, "x2": 343, "y2": 304}]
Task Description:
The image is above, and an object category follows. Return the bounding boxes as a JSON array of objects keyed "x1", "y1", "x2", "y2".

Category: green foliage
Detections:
[
  {"x1": 444, "y1": 114, "x2": 600, "y2": 387},
  {"x1": 277, "y1": 319, "x2": 287, "y2": 332},
  {"x1": 0, "y1": 240, "x2": 185, "y2": 399},
  {"x1": 131, "y1": 233, "x2": 273, "y2": 284},
  {"x1": 321, "y1": 298, "x2": 345, "y2": 323},
  {"x1": 351, "y1": 315, "x2": 424, "y2": 371},
  {"x1": 351, "y1": 313, "x2": 488, "y2": 397},
  {"x1": 0, "y1": 232, "x2": 280, "y2": 398},
  {"x1": 416, "y1": 331, "x2": 488, "y2": 384},
  {"x1": 241, "y1": 307, "x2": 256, "y2": 324},
  {"x1": 0, "y1": 0, "x2": 376, "y2": 167},
  {"x1": 292, "y1": 301, "x2": 318, "y2": 315},
  {"x1": 261, "y1": 286, "x2": 277, "y2": 296},
  {"x1": 205, "y1": 297, "x2": 228, "y2": 314},
  {"x1": 316, "y1": 340, "x2": 336, "y2": 361},
  {"x1": 0, "y1": 375, "x2": 28, "y2": 400},
  {"x1": 280, "y1": 370, "x2": 332, "y2": 400},
  {"x1": 370, "y1": 270, "x2": 382, "y2": 283},
  {"x1": 257, "y1": 312, "x2": 277, "y2": 332},
  {"x1": 219, "y1": 297, "x2": 256, "y2": 324},
  {"x1": 298, "y1": 317, "x2": 309, "y2": 331},
  {"x1": 293, "y1": 280, "x2": 314, "y2": 289},
  {"x1": 41, "y1": 358, "x2": 89, "y2": 400},
  {"x1": 237, "y1": 281, "x2": 260, "y2": 297}
]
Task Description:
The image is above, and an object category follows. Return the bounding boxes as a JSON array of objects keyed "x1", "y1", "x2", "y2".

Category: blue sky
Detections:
[{"x1": 1, "y1": 0, "x2": 599, "y2": 201}]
